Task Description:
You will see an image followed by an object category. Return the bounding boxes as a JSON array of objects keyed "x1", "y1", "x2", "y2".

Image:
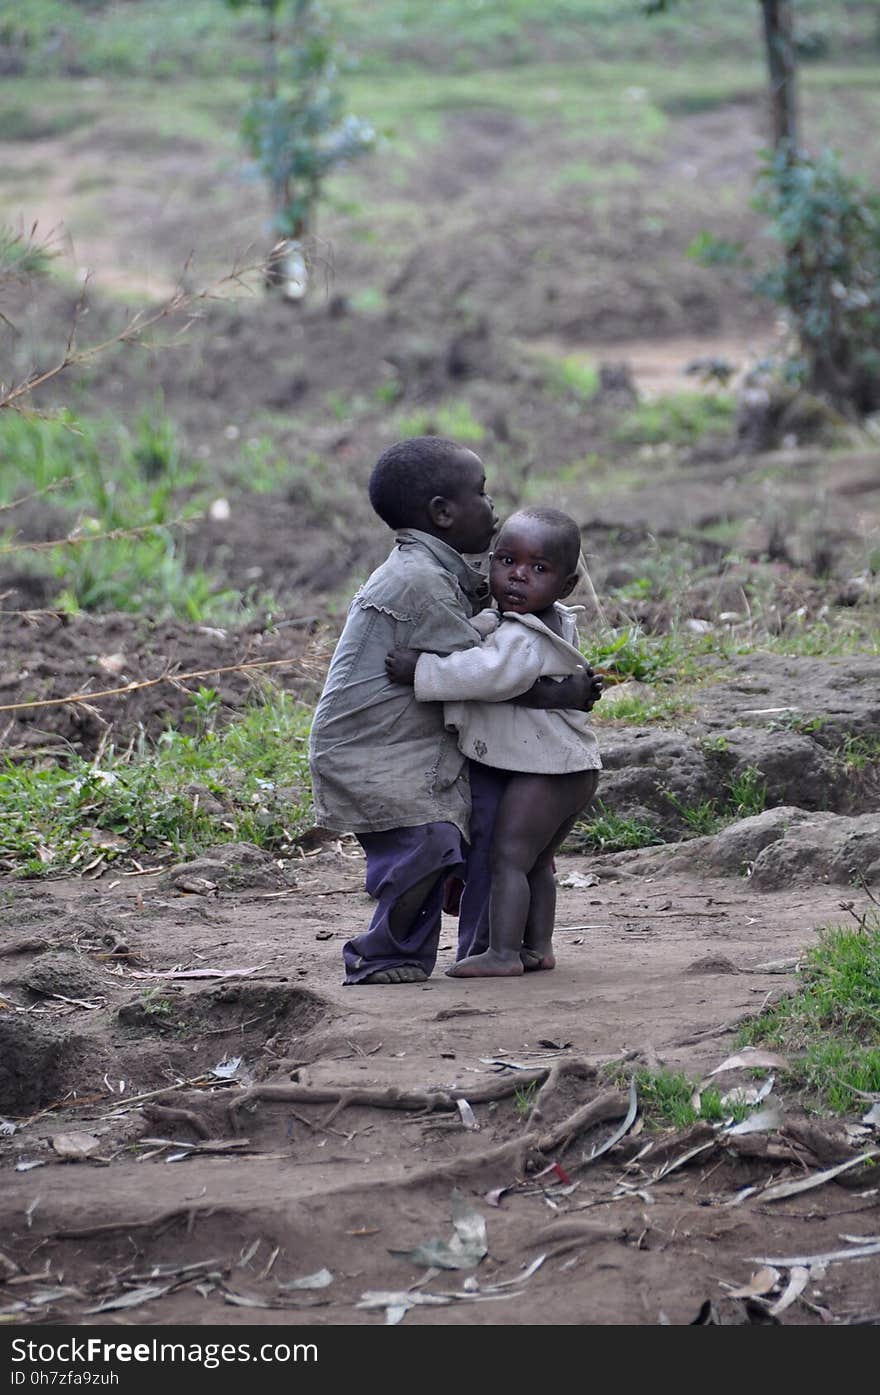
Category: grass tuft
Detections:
[{"x1": 739, "y1": 915, "x2": 880, "y2": 1113}]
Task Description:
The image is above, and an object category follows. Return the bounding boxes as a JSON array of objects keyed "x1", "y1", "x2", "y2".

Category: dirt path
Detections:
[{"x1": 2, "y1": 854, "x2": 878, "y2": 1327}]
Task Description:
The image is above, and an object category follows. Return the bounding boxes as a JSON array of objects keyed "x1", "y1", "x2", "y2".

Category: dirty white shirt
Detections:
[{"x1": 413, "y1": 605, "x2": 602, "y2": 774}]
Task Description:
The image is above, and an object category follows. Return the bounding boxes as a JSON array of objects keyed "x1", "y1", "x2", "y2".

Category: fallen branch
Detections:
[
  {"x1": 0, "y1": 517, "x2": 194, "y2": 557},
  {"x1": 0, "y1": 655, "x2": 329, "y2": 715},
  {"x1": 1, "y1": 250, "x2": 271, "y2": 413},
  {"x1": 0, "y1": 475, "x2": 80, "y2": 514}
]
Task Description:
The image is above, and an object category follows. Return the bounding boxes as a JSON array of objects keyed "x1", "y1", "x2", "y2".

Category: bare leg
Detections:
[
  {"x1": 521, "y1": 773, "x2": 598, "y2": 969},
  {"x1": 447, "y1": 769, "x2": 598, "y2": 979}
]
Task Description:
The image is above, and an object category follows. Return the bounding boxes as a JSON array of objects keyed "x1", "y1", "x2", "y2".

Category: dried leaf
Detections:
[
  {"x1": 211, "y1": 1056, "x2": 243, "y2": 1079},
  {"x1": 357, "y1": 1290, "x2": 451, "y2": 1324},
  {"x1": 51, "y1": 1131, "x2": 101, "y2": 1160},
  {"x1": 585, "y1": 1080, "x2": 638, "y2": 1163},
  {"x1": 277, "y1": 1268, "x2": 333, "y2": 1291},
  {"x1": 390, "y1": 1190, "x2": 487, "y2": 1271},
  {"x1": 723, "y1": 1266, "x2": 781, "y2": 1299},
  {"x1": 456, "y1": 1099, "x2": 479, "y2": 1130},
  {"x1": 768, "y1": 1266, "x2": 809, "y2": 1316},
  {"x1": 760, "y1": 1150, "x2": 878, "y2": 1202},
  {"x1": 557, "y1": 872, "x2": 599, "y2": 889},
  {"x1": 709, "y1": 1049, "x2": 790, "y2": 1076},
  {"x1": 752, "y1": 1242, "x2": 880, "y2": 1268},
  {"x1": 86, "y1": 1285, "x2": 170, "y2": 1313},
  {"x1": 723, "y1": 1102, "x2": 783, "y2": 1136}
]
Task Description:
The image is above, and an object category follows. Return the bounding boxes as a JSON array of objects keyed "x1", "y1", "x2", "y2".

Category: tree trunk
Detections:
[{"x1": 760, "y1": 0, "x2": 799, "y2": 153}]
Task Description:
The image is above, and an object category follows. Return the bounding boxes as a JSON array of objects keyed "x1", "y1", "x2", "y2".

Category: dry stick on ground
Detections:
[
  {"x1": 0, "y1": 250, "x2": 272, "y2": 413},
  {"x1": 0, "y1": 655, "x2": 330, "y2": 716}
]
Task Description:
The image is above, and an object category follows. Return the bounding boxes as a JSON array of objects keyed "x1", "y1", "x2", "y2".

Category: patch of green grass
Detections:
[
  {"x1": 613, "y1": 1069, "x2": 748, "y2": 1130},
  {"x1": 139, "y1": 989, "x2": 174, "y2": 1019},
  {"x1": 664, "y1": 765, "x2": 767, "y2": 838},
  {"x1": 0, "y1": 104, "x2": 97, "y2": 141},
  {"x1": 665, "y1": 794, "x2": 723, "y2": 837},
  {"x1": 0, "y1": 689, "x2": 315, "y2": 879},
  {"x1": 568, "y1": 801, "x2": 662, "y2": 854},
  {"x1": 726, "y1": 765, "x2": 767, "y2": 818},
  {"x1": 591, "y1": 690, "x2": 692, "y2": 724},
  {"x1": 613, "y1": 392, "x2": 736, "y2": 448},
  {"x1": 395, "y1": 400, "x2": 486, "y2": 443},
  {"x1": 543, "y1": 352, "x2": 600, "y2": 401},
  {"x1": 0, "y1": 409, "x2": 279, "y2": 621},
  {"x1": 514, "y1": 1081, "x2": 538, "y2": 1118},
  {"x1": 835, "y1": 734, "x2": 880, "y2": 772},
  {"x1": 739, "y1": 915, "x2": 880, "y2": 1113},
  {"x1": 589, "y1": 626, "x2": 684, "y2": 683}
]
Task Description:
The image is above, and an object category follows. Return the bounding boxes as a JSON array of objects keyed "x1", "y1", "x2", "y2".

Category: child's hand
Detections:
[
  {"x1": 385, "y1": 647, "x2": 420, "y2": 685},
  {"x1": 571, "y1": 665, "x2": 603, "y2": 710}
]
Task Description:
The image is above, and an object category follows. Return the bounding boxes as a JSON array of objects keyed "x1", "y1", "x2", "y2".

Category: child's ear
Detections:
[
  {"x1": 427, "y1": 494, "x2": 454, "y2": 530},
  {"x1": 558, "y1": 573, "x2": 579, "y2": 600}
]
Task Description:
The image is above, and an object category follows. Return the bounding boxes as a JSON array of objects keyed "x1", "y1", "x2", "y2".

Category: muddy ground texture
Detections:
[
  {"x1": 2, "y1": 76, "x2": 880, "y2": 1326},
  {"x1": 1, "y1": 846, "x2": 879, "y2": 1328}
]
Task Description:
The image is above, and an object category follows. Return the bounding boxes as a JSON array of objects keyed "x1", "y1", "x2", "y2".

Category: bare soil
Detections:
[{"x1": 1, "y1": 856, "x2": 878, "y2": 1328}]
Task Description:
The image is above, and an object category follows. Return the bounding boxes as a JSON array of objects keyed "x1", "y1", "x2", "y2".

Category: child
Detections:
[
  {"x1": 308, "y1": 439, "x2": 601, "y2": 985},
  {"x1": 385, "y1": 507, "x2": 601, "y2": 978}
]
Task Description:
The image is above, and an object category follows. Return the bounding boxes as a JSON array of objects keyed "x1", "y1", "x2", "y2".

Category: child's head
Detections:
[
  {"x1": 489, "y1": 508, "x2": 581, "y2": 617},
  {"x1": 368, "y1": 436, "x2": 497, "y2": 554}
]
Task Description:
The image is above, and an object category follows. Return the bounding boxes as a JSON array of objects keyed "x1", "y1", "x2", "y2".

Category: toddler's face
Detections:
[{"x1": 490, "y1": 515, "x2": 575, "y2": 617}]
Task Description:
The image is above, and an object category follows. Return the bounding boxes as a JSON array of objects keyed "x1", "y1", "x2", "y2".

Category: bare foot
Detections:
[
  {"x1": 446, "y1": 950, "x2": 524, "y2": 978},
  {"x1": 356, "y1": 965, "x2": 428, "y2": 985},
  {"x1": 520, "y1": 948, "x2": 556, "y2": 972}
]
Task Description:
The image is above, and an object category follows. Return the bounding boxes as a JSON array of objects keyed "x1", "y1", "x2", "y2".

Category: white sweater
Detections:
[{"x1": 413, "y1": 605, "x2": 601, "y2": 774}]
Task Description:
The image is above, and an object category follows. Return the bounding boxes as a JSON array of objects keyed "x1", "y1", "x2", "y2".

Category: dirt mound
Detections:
[{"x1": 0, "y1": 610, "x2": 323, "y2": 756}]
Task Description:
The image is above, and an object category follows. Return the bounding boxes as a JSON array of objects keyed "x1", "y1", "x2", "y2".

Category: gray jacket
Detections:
[{"x1": 308, "y1": 530, "x2": 489, "y2": 836}]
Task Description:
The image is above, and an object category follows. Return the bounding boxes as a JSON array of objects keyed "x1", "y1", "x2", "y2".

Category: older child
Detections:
[
  {"x1": 308, "y1": 440, "x2": 601, "y2": 985},
  {"x1": 386, "y1": 507, "x2": 601, "y2": 978}
]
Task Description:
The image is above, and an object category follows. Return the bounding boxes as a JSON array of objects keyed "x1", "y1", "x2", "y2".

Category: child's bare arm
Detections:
[
  {"x1": 514, "y1": 669, "x2": 603, "y2": 711},
  {"x1": 385, "y1": 648, "x2": 420, "y2": 685}
]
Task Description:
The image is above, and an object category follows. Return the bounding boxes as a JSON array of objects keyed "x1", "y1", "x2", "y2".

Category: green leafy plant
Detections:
[
  {"x1": 227, "y1": 0, "x2": 375, "y2": 297},
  {"x1": 514, "y1": 1081, "x2": 538, "y2": 1119},
  {"x1": 725, "y1": 765, "x2": 767, "y2": 818},
  {"x1": 611, "y1": 1068, "x2": 748, "y2": 1130},
  {"x1": 569, "y1": 802, "x2": 662, "y2": 854},
  {"x1": 754, "y1": 146, "x2": 880, "y2": 412},
  {"x1": 140, "y1": 989, "x2": 174, "y2": 1019},
  {"x1": 739, "y1": 914, "x2": 880, "y2": 1112}
]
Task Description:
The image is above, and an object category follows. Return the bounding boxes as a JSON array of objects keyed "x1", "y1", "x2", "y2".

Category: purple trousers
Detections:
[{"x1": 343, "y1": 762, "x2": 509, "y2": 983}]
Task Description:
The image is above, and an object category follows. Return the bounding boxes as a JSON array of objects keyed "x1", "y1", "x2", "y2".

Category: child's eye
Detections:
[{"x1": 535, "y1": 564, "x2": 546, "y2": 573}]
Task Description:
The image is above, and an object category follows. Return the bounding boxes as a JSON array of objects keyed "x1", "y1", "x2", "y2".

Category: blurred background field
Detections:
[{"x1": 1, "y1": 0, "x2": 879, "y2": 874}]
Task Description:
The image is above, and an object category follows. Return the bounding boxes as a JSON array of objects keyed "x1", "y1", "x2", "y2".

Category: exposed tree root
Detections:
[
  {"x1": 141, "y1": 1102, "x2": 213, "y2": 1139},
  {"x1": 528, "y1": 1058, "x2": 597, "y2": 1124},
  {"x1": 224, "y1": 1068, "x2": 550, "y2": 1133},
  {"x1": 395, "y1": 1088, "x2": 632, "y2": 1187}
]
